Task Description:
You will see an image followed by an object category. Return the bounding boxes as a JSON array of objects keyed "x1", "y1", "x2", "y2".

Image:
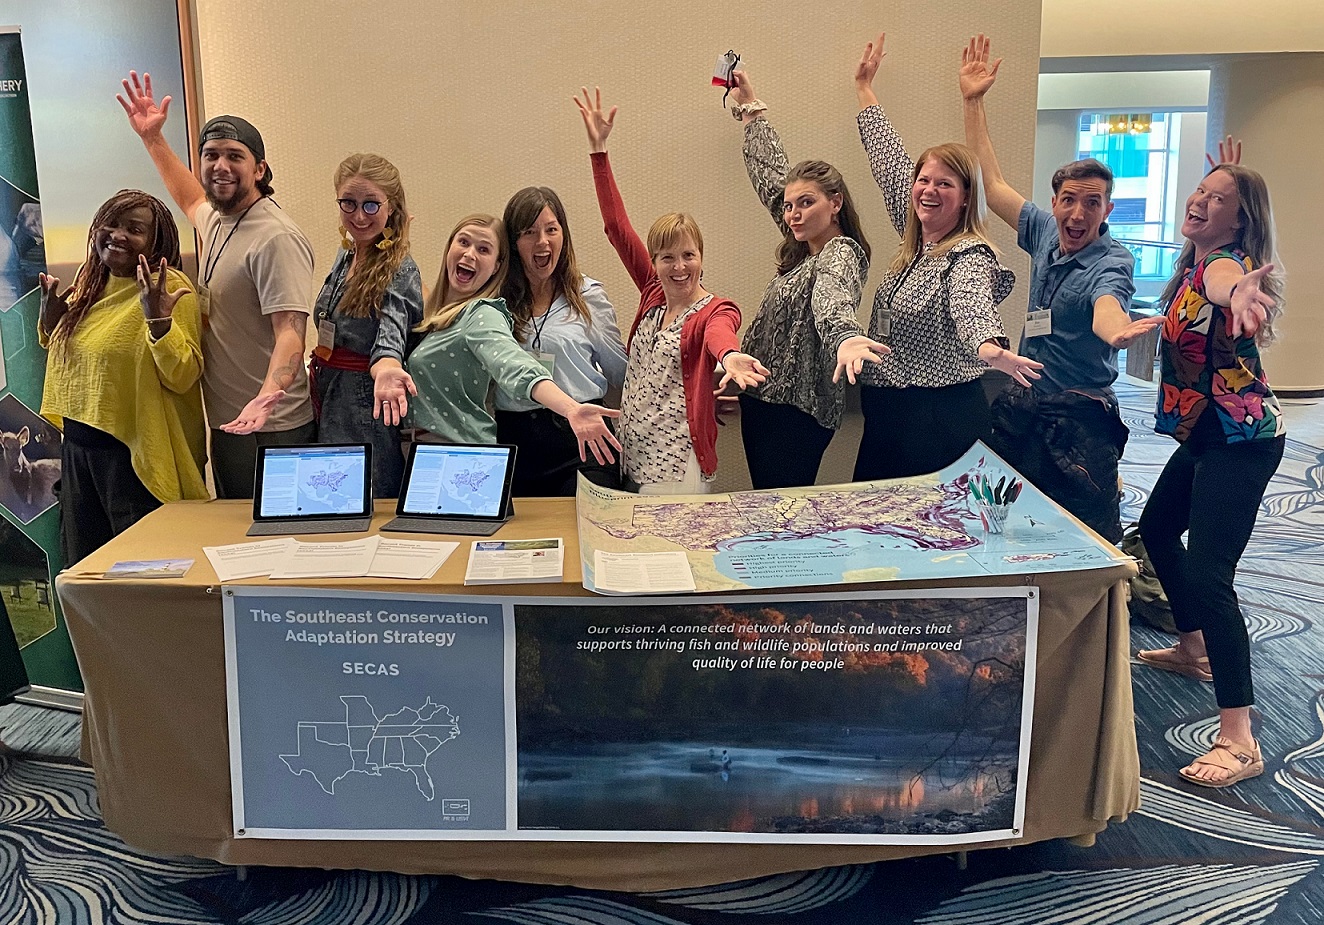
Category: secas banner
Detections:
[
  {"x1": 0, "y1": 26, "x2": 73, "y2": 696},
  {"x1": 224, "y1": 586, "x2": 1038, "y2": 845}
]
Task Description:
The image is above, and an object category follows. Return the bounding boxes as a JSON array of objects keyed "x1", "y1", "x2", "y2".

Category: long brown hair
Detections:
[
  {"x1": 1159, "y1": 164, "x2": 1285, "y2": 346},
  {"x1": 501, "y1": 187, "x2": 592, "y2": 340},
  {"x1": 417, "y1": 214, "x2": 507, "y2": 333},
  {"x1": 52, "y1": 190, "x2": 180, "y2": 349},
  {"x1": 334, "y1": 153, "x2": 411, "y2": 318},
  {"x1": 776, "y1": 160, "x2": 871, "y2": 275},
  {"x1": 889, "y1": 143, "x2": 995, "y2": 273}
]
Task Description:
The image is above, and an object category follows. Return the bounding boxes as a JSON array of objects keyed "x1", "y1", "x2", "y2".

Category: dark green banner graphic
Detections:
[{"x1": 0, "y1": 26, "x2": 79, "y2": 693}]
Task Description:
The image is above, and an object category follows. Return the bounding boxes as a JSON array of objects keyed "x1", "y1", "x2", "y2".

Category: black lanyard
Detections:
[
  {"x1": 203, "y1": 200, "x2": 259, "y2": 287},
  {"x1": 529, "y1": 301, "x2": 561, "y2": 353},
  {"x1": 323, "y1": 252, "x2": 352, "y2": 318},
  {"x1": 884, "y1": 247, "x2": 926, "y2": 312}
]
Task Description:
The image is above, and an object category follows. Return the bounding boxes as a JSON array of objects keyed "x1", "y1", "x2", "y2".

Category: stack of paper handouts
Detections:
[{"x1": 202, "y1": 537, "x2": 458, "y2": 582}]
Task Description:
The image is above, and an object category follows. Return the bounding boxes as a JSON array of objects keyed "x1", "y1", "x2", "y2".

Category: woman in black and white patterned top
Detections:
[
  {"x1": 728, "y1": 69, "x2": 885, "y2": 490},
  {"x1": 851, "y1": 33, "x2": 1042, "y2": 481}
]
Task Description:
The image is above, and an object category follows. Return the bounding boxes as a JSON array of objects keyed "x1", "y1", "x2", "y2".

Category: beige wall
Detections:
[
  {"x1": 1042, "y1": 0, "x2": 1324, "y2": 56},
  {"x1": 1209, "y1": 54, "x2": 1324, "y2": 393},
  {"x1": 190, "y1": 0, "x2": 1042, "y2": 490}
]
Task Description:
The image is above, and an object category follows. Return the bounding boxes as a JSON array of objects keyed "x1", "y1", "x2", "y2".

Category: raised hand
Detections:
[
  {"x1": 573, "y1": 86, "x2": 617, "y2": 154},
  {"x1": 729, "y1": 69, "x2": 757, "y2": 106},
  {"x1": 220, "y1": 391, "x2": 286, "y2": 435},
  {"x1": 716, "y1": 351, "x2": 770, "y2": 393},
  {"x1": 136, "y1": 255, "x2": 185, "y2": 322},
  {"x1": 960, "y1": 34, "x2": 1002, "y2": 101},
  {"x1": 38, "y1": 272, "x2": 72, "y2": 336},
  {"x1": 1206, "y1": 134, "x2": 1242, "y2": 169},
  {"x1": 566, "y1": 403, "x2": 622, "y2": 465},
  {"x1": 117, "y1": 70, "x2": 172, "y2": 138},
  {"x1": 372, "y1": 362, "x2": 417, "y2": 426},
  {"x1": 1106, "y1": 314, "x2": 1164, "y2": 349},
  {"x1": 833, "y1": 335, "x2": 890, "y2": 385},
  {"x1": 1229, "y1": 264, "x2": 1275, "y2": 339},
  {"x1": 855, "y1": 32, "x2": 887, "y2": 90}
]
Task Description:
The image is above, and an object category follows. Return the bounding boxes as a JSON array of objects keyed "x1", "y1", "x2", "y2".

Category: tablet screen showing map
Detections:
[
  {"x1": 400, "y1": 444, "x2": 515, "y2": 519},
  {"x1": 256, "y1": 444, "x2": 371, "y2": 519}
]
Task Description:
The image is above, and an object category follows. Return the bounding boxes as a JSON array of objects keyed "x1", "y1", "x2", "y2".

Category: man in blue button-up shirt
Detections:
[{"x1": 957, "y1": 35, "x2": 1162, "y2": 543}]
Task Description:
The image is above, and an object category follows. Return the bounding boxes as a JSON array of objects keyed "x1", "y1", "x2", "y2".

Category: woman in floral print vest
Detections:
[{"x1": 1136, "y1": 157, "x2": 1286, "y2": 789}]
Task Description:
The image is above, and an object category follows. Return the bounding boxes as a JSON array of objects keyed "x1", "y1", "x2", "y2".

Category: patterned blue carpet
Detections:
[{"x1": 1, "y1": 378, "x2": 1322, "y2": 924}]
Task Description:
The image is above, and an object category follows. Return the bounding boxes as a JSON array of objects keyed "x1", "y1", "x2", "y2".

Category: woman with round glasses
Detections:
[{"x1": 311, "y1": 153, "x2": 423, "y2": 497}]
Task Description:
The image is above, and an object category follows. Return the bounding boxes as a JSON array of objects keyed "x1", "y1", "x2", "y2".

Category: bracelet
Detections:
[
  {"x1": 731, "y1": 99, "x2": 767, "y2": 120},
  {"x1": 1229, "y1": 280, "x2": 1241, "y2": 300}
]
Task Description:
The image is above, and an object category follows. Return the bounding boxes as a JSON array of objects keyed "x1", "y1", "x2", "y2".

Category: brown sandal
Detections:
[
  {"x1": 1179, "y1": 736, "x2": 1264, "y2": 788},
  {"x1": 1136, "y1": 646, "x2": 1213, "y2": 682}
]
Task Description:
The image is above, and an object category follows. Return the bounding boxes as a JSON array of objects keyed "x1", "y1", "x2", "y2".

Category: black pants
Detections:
[
  {"x1": 59, "y1": 419, "x2": 161, "y2": 566},
  {"x1": 209, "y1": 420, "x2": 318, "y2": 500},
  {"x1": 739, "y1": 395, "x2": 834, "y2": 489},
  {"x1": 495, "y1": 408, "x2": 621, "y2": 496},
  {"x1": 1138, "y1": 430, "x2": 1284, "y2": 709},
  {"x1": 854, "y1": 380, "x2": 990, "y2": 481},
  {"x1": 988, "y1": 383, "x2": 1128, "y2": 544}
]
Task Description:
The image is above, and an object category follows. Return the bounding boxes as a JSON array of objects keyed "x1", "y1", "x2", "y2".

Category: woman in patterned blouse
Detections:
[
  {"x1": 574, "y1": 87, "x2": 769, "y2": 494},
  {"x1": 851, "y1": 33, "x2": 1042, "y2": 482},
  {"x1": 372, "y1": 214, "x2": 620, "y2": 465},
  {"x1": 1136, "y1": 158, "x2": 1284, "y2": 789},
  {"x1": 728, "y1": 69, "x2": 883, "y2": 490}
]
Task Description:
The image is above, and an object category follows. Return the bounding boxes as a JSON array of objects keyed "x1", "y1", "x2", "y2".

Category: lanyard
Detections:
[
  {"x1": 324, "y1": 252, "x2": 352, "y2": 317},
  {"x1": 884, "y1": 247, "x2": 926, "y2": 312},
  {"x1": 202, "y1": 200, "x2": 259, "y2": 287},
  {"x1": 529, "y1": 301, "x2": 562, "y2": 353}
]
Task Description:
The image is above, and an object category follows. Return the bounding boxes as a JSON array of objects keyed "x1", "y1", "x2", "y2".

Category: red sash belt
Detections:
[{"x1": 309, "y1": 347, "x2": 373, "y2": 418}]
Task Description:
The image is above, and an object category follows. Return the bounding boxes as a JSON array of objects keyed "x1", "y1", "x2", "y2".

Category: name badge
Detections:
[
  {"x1": 314, "y1": 319, "x2": 336, "y2": 361},
  {"x1": 527, "y1": 349, "x2": 555, "y2": 375},
  {"x1": 1024, "y1": 308, "x2": 1052, "y2": 338}
]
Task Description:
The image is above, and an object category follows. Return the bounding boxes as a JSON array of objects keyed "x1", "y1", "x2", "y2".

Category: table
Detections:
[{"x1": 59, "y1": 499, "x2": 1139, "y2": 889}]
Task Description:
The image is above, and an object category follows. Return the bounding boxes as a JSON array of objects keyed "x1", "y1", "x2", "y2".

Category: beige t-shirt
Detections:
[{"x1": 195, "y1": 197, "x2": 314, "y2": 431}]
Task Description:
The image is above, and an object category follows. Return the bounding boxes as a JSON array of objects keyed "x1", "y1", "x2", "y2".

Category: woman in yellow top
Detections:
[{"x1": 38, "y1": 189, "x2": 206, "y2": 565}]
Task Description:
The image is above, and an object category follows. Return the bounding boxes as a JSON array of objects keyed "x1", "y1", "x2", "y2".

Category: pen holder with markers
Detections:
[{"x1": 970, "y1": 474, "x2": 1022, "y2": 535}]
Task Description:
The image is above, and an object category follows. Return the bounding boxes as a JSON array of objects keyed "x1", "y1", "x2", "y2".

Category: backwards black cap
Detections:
[{"x1": 198, "y1": 115, "x2": 272, "y2": 181}]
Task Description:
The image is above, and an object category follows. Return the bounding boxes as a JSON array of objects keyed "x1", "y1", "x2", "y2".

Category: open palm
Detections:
[
  {"x1": 117, "y1": 71, "x2": 172, "y2": 137},
  {"x1": 960, "y1": 35, "x2": 1002, "y2": 100}
]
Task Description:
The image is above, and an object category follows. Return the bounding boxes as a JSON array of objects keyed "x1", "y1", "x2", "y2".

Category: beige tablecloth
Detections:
[{"x1": 59, "y1": 499, "x2": 1139, "y2": 889}]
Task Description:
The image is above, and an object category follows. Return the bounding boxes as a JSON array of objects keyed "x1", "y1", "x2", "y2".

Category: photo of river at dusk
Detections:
[
  {"x1": 514, "y1": 592, "x2": 1033, "y2": 839},
  {"x1": 518, "y1": 732, "x2": 1017, "y2": 834}
]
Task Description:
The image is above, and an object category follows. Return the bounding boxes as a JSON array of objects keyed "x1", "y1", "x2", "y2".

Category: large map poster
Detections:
[
  {"x1": 577, "y1": 442, "x2": 1126, "y2": 594},
  {"x1": 224, "y1": 587, "x2": 1036, "y2": 845}
]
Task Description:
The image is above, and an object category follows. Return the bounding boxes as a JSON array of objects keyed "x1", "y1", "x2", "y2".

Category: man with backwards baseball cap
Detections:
[{"x1": 118, "y1": 71, "x2": 316, "y2": 499}]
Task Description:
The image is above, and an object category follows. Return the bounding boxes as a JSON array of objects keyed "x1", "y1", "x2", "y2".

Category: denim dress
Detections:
[{"x1": 311, "y1": 249, "x2": 423, "y2": 498}]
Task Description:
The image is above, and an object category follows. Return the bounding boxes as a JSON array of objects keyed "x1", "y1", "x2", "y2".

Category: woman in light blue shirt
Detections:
[{"x1": 496, "y1": 187, "x2": 628, "y2": 495}]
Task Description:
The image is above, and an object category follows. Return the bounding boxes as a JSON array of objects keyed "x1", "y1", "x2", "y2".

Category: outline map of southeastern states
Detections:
[
  {"x1": 279, "y1": 696, "x2": 460, "y2": 798},
  {"x1": 306, "y1": 470, "x2": 350, "y2": 492},
  {"x1": 452, "y1": 467, "x2": 492, "y2": 493},
  {"x1": 593, "y1": 481, "x2": 978, "y2": 551}
]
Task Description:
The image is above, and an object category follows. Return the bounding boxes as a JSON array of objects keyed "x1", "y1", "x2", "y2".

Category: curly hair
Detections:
[
  {"x1": 51, "y1": 189, "x2": 180, "y2": 349},
  {"x1": 333, "y1": 153, "x2": 411, "y2": 318}
]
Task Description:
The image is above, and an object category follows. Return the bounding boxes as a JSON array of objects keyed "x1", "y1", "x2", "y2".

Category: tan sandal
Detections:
[
  {"x1": 1179, "y1": 736, "x2": 1264, "y2": 788},
  {"x1": 1136, "y1": 646, "x2": 1213, "y2": 682}
]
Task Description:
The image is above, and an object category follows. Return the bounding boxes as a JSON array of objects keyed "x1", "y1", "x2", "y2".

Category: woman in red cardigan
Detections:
[{"x1": 574, "y1": 87, "x2": 768, "y2": 494}]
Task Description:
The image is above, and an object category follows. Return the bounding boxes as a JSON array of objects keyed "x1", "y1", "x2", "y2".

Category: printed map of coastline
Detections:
[
  {"x1": 280, "y1": 695, "x2": 459, "y2": 800},
  {"x1": 576, "y1": 441, "x2": 1126, "y2": 593}
]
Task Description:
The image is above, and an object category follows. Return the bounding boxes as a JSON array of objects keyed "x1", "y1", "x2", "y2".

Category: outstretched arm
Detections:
[
  {"x1": 854, "y1": 32, "x2": 913, "y2": 236},
  {"x1": 731, "y1": 70, "x2": 792, "y2": 233},
  {"x1": 959, "y1": 36, "x2": 1025, "y2": 229},
  {"x1": 117, "y1": 71, "x2": 206, "y2": 224},
  {"x1": 575, "y1": 87, "x2": 655, "y2": 293}
]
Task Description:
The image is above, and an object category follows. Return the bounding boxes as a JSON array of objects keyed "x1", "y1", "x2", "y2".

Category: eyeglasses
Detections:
[{"x1": 337, "y1": 198, "x2": 383, "y2": 215}]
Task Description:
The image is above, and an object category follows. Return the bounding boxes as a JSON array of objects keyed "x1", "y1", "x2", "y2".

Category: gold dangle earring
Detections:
[
  {"x1": 340, "y1": 226, "x2": 353, "y2": 249},
  {"x1": 376, "y1": 226, "x2": 396, "y2": 251}
]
